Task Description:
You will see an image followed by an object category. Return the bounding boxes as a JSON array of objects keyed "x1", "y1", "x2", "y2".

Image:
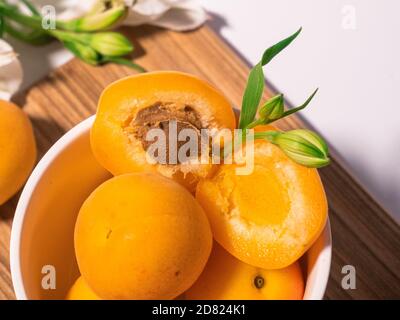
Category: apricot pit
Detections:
[{"x1": 91, "y1": 71, "x2": 236, "y2": 191}]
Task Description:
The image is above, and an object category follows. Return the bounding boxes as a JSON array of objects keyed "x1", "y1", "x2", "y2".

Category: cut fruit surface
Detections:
[
  {"x1": 91, "y1": 71, "x2": 236, "y2": 191},
  {"x1": 196, "y1": 128, "x2": 328, "y2": 269}
]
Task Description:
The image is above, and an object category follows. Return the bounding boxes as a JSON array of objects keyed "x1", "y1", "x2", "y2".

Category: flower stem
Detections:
[
  {"x1": 3, "y1": 23, "x2": 52, "y2": 45},
  {"x1": 21, "y1": 0, "x2": 40, "y2": 16},
  {"x1": 254, "y1": 131, "x2": 281, "y2": 142},
  {"x1": 101, "y1": 56, "x2": 146, "y2": 72},
  {"x1": 0, "y1": 2, "x2": 43, "y2": 29},
  {"x1": 49, "y1": 29, "x2": 91, "y2": 44},
  {"x1": 245, "y1": 118, "x2": 265, "y2": 129}
]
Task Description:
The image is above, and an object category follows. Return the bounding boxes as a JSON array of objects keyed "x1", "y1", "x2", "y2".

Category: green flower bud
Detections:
[
  {"x1": 64, "y1": 5, "x2": 127, "y2": 32},
  {"x1": 89, "y1": 32, "x2": 133, "y2": 57},
  {"x1": 58, "y1": 0, "x2": 127, "y2": 32},
  {"x1": 63, "y1": 41, "x2": 100, "y2": 65},
  {"x1": 272, "y1": 129, "x2": 330, "y2": 168},
  {"x1": 259, "y1": 94, "x2": 284, "y2": 121}
]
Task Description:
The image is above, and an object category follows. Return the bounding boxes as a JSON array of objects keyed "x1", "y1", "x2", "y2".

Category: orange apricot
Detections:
[
  {"x1": 185, "y1": 242, "x2": 304, "y2": 300},
  {"x1": 65, "y1": 276, "x2": 101, "y2": 300},
  {"x1": 74, "y1": 173, "x2": 213, "y2": 299},
  {"x1": 0, "y1": 100, "x2": 36, "y2": 205},
  {"x1": 196, "y1": 129, "x2": 328, "y2": 269},
  {"x1": 91, "y1": 71, "x2": 236, "y2": 192}
]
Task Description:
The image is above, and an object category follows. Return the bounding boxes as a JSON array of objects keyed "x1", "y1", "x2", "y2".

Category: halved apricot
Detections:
[
  {"x1": 91, "y1": 71, "x2": 236, "y2": 191},
  {"x1": 196, "y1": 127, "x2": 328, "y2": 269}
]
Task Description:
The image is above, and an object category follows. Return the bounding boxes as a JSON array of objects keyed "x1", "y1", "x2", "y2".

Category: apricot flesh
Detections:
[
  {"x1": 91, "y1": 71, "x2": 236, "y2": 191},
  {"x1": 196, "y1": 134, "x2": 328, "y2": 269},
  {"x1": 0, "y1": 100, "x2": 36, "y2": 205},
  {"x1": 74, "y1": 173, "x2": 213, "y2": 299},
  {"x1": 185, "y1": 242, "x2": 304, "y2": 300},
  {"x1": 65, "y1": 276, "x2": 101, "y2": 300}
]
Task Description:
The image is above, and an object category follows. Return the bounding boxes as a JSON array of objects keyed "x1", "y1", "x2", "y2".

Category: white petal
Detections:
[
  {"x1": 0, "y1": 40, "x2": 23, "y2": 101},
  {"x1": 124, "y1": 0, "x2": 207, "y2": 31},
  {"x1": 130, "y1": 0, "x2": 171, "y2": 16}
]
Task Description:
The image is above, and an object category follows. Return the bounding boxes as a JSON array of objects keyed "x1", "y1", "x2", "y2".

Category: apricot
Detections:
[
  {"x1": 0, "y1": 100, "x2": 36, "y2": 205},
  {"x1": 65, "y1": 276, "x2": 101, "y2": 300},
  {"x1": 91, "y1": 71, "x2": 236, "y2": 191},
  {"x1": 74, "y1": 173, "x2": 212, "y2": 299},
  {"x1": 196, "y1": 127, "x2": 328, "y2": 269},
  {"x1": 185, "y1": 242, "x2": 304, "y2": 300}
]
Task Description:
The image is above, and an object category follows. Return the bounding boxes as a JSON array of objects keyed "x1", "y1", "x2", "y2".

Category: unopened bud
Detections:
[
  {"x1": 61, "y1": 1, "x2": 127, "y2": 32},
  {"x1": 89, "y1": 32, "x2": 133, "y2": 57},
  {"x1": 64, "y1": 41, "x2": 100, "y2": 65},
  {"x1": 272, "y1": 129, "x2": 330, "y2": 168},
  {"x1": 259, "y1": 94, "x2": 284, "y2": 121}
]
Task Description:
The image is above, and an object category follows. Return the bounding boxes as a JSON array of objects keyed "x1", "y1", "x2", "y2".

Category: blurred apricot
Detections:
[
  {"x1": 185, "y1": 242, "x2": 304, "y2": 300},
  {"x1": 0, "y1": 100, "x2": 36, "y2": 205},
  {"x1": 65, "y1": 276, "x2": 101, "y2": 300}
]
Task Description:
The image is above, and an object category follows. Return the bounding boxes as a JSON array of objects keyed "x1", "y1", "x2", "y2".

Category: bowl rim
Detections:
[
  {"x1": 10, "y1": 116, "x2": 96, "y2": 300},
  {"x1": 10, "y1": 115, "x2": 332, "y2": 300}
]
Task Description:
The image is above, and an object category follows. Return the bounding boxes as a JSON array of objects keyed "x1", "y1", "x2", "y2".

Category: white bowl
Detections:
[{"x1": 10, "y1": 116, "x2": 332, "y2": 300}]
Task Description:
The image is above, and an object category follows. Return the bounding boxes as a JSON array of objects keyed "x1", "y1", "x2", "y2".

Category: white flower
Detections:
[
  {"x1": 18, "y1": 0, "x2": 207, "y2": 31},
  {"x1": 124, "y1": 0, "x2": 207, "y2": 31},
  {"x1": 0, "y1": 39, "x2": 23, "y2": 101}
]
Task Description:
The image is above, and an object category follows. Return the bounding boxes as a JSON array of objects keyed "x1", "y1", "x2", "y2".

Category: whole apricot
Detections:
[
  {"x1": 185, "y1": 242, "x2": 304, "y2": 300},
  {"x1": 0, "y1": 100, "x2": 36, "y2": 205},
  {"x1": 65, "y1": 276, "x2": 101, "y2": 300},
  {"x1": 196, "y1": 129, "x2": 328, "y2": 269},
  {"x1": 75, "y1": 173, "x2": 213, "y2": 299},
  {"x1": 91, "y1": 71, "x2": 236, "y2": 192}
]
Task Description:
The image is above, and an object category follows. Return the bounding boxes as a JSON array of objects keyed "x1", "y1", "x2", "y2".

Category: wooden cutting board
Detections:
[{"x1": 0, "y1": 25, "x2": 399, "y2": 300}]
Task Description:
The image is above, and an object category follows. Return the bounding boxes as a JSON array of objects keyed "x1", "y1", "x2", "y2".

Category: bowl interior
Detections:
[{"x1": 11, "y1": 116, "x2": 331, "y2": 300}]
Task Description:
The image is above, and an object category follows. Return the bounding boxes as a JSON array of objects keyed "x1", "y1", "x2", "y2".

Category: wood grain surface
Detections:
[{"x1": 0, "y1": 25, "x2": 399, "y2": 300}]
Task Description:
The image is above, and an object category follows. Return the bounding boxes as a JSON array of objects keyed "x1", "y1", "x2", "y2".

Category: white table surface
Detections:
[{"x1": 10, "y1": 0, "x2": 400, "y2": 222}]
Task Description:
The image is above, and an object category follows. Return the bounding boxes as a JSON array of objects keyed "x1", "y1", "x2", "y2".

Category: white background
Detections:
[{"x1": 11, "y1": 0, "x2": 400, "y2": 221}]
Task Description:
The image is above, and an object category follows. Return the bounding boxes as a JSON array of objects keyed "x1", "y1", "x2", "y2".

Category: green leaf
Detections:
[
  {"x1": 238, "y1": 27, "x2": 302, "y2": 129},
  {"x1": 0, "y1": 15, "x2": 4, "y2": 37},
  {"x1": 21, "y1": 0, "x2": 40, "y2": 16},
  {"x1": 261, "y1": 27, "x2": 302, "y2": 65},
  {"x1": 280, "y1": 88, "x2": 318, "y2": 118},
  {"x1": 239, "y1": 62, "x2": 264, "y2": 129}
]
